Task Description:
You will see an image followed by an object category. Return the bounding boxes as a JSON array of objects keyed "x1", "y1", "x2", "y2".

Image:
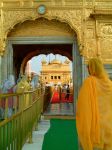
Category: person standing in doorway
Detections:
[
  {"x1": 58, "y1": 85, "x2": 62, "y2": 102},
  {"x1": 65, "y1": 85, "x2": 70, "y2": 102}
]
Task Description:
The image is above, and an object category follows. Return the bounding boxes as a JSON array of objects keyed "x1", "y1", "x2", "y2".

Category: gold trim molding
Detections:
[{"x1": 0, "y1": 8, "x2": 83, "y2": 56}]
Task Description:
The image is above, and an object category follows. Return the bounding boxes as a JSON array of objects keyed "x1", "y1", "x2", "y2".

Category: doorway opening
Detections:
[
  {"x1": 12, "y1": 42, "x2": 76, "y2": 116},
  {"x1": 25, "y1": 53, "x2": 73, "y2": 116},
  {"x1": 7, "y1": 36, "x2": 82, "y2": 117}
]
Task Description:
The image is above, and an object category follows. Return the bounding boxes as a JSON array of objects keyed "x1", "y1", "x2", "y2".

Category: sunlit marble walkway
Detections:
[
  {"x1": 44, "y1": 88, "x2": 74, "y2": 116},
  {"x1": 44, "y1": 103, "x2": 74, "y2": 116},
  {"x1": 22, "y1": 118, "x2": 50, "y2": 150}
]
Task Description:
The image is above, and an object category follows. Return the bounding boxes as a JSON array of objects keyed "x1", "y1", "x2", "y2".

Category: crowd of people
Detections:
[
  {"x1": 54, "y1": 84, "x2": 71, "y2": 102},
  {"x1": 0, "y1": 74, "x2": 40, "y2": 120}
]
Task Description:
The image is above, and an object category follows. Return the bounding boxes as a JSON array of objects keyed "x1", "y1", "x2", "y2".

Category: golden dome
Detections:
[
  {"x1": 51, "y1": 59, "x2": 61, "y2": 64},
  {"x1": 64, "y1": 58, "x2": 70, "y2": 64},
  {"x1": 41, "y1": 59, "x2": 47, "y2": 64}
]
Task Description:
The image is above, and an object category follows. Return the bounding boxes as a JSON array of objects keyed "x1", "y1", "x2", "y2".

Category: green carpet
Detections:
[{"x1": 42, "y1": 119, "x2": 78, "y2": 150}]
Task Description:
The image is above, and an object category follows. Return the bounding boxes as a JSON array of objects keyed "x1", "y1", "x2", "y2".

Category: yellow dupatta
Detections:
[
  {"x1": 76, "y1": 58, "x2": 112, "y2": 150},
  {"x1": 76, "y1": 76, "x2": 100, "y2": 150},
  {"x1": 16, "y1": 75, "x2": 31, "y2": 107}
]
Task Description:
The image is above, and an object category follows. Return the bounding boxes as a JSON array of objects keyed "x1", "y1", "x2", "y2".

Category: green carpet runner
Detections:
[{"x1": 42, "y1": 119, "x2": 78, "y2": 150}]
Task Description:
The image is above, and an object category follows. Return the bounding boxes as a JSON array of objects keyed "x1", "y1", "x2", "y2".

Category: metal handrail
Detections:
[{"x1": 0, "y1": 87, "x2": 44, "y2": 150}]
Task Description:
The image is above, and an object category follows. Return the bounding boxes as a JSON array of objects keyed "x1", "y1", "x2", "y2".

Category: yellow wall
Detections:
[{"x1": 0, "y1": 0, "x2": 112, "y2": 64}]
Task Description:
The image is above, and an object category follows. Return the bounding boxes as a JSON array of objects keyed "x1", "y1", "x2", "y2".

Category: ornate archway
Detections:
[
  {"x1": 20, "y1": 44, "x2": 73, "y2": 74},
  {"x1": 0, "y1": 11, "x2": 83, "y2": 124},
  {"x1": 1, "y1": 16, "x2": 83, "y2": 108},
  {"x1": 6, "y1": 17, "x2": 80, "y2": 79},
  {"x1": 0, "y1": 9, "x2": 83, "y2": 56}
]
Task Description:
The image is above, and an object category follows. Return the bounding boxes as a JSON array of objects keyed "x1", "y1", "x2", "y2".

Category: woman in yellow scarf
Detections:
[
  {"x1": 76, "y1": 58, "x2": 112, "y2": 150},
  {"x1": 16, "y1": 75, "x2": 31, "y2": 108}
]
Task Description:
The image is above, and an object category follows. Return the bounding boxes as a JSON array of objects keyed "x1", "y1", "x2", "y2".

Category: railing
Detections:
[{"x1": 0, "y1": 88, "x2": 44, "y2": 150}]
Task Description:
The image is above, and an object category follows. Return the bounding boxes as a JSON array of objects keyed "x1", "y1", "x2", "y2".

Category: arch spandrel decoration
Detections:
[{"x1": 0, "y1": 9, "x2": 84, "y2": 56}]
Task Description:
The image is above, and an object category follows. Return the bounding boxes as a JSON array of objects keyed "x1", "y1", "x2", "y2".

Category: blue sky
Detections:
[{"x1": 30, "y1": 53, "x2": 72, "y2": 74}]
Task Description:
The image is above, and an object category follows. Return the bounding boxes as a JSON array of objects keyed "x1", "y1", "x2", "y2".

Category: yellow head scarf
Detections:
[
  {"x1": 88, "y1": 58, "x2": 108, "y2": 79},
  {"x1": 76, "y1": 57, "x2": 112, "y2": 150},
  {"x1": 16, "y1": 75, "x2": 30, "y2": 93}
]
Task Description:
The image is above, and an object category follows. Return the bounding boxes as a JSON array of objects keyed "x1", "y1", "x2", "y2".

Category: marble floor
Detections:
[
  {"x1": 44, "y1": 103, "x2": 74, "y2": 116},
  {"x1": 22, "y1": 103, "x2": 75, "y2": 150},
  {"x1": 22, "y1": 102, "x2": 75, "y2": 150},
  {"x1": 22, "y1": 118, "x2": 50, "y2": 150}
]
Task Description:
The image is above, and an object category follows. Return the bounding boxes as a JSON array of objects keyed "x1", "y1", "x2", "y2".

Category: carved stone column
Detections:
[
  {"x1": 7, "y1": 42, "x2": 13, "y2": 76},
  {"x1": 81, "y1": 56, "x2": 88, "y2": 81},
  {"x1": 0, "y1": 39, "x2": 5, "y2": 56},
  {"x1": 90, "y1": 13, "x2": 112, "y2": 62},
  {"x1": 0, "y1": 55, "x2": 1, "y2": 84},
  {"x1": 1, "y1": 50, "x2": 8, "y2": 82}
]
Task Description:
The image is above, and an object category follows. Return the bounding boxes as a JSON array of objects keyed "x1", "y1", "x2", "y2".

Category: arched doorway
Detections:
[{"x1": 5, "y1": 18, "x2": 83, "y2": 115}]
